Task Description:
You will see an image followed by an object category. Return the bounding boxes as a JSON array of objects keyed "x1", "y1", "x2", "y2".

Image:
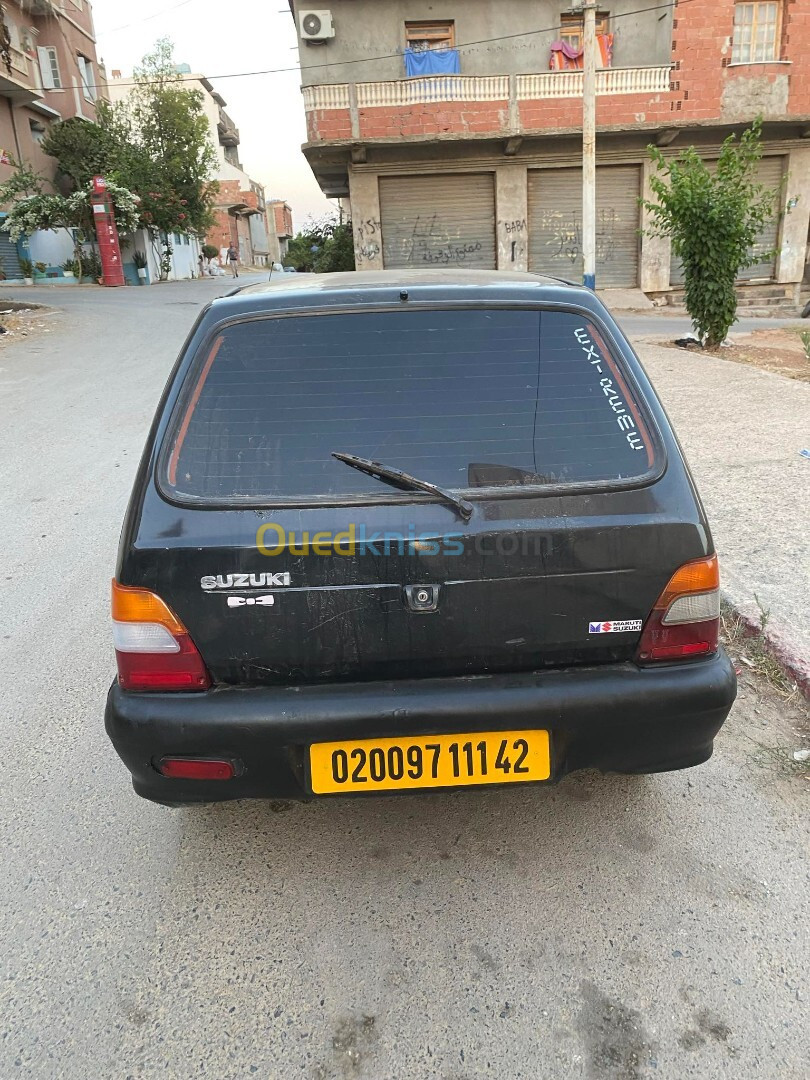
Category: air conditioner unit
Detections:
[{"x1": 299, "y1": 10, "x2": 335, "y2": 41}]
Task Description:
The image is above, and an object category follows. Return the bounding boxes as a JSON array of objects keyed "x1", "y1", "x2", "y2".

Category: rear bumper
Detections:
[{"x1": 105, "y1": 651, "x2": 737, "y2": 804}]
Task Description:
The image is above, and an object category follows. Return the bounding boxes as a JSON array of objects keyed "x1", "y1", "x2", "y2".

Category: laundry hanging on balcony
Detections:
[
  {"x1": 404, "y1": 47, "x2": 461, "y2": 77},
  {"x1": 549, "y1": 35, "x2": 614, "y2": 71}
]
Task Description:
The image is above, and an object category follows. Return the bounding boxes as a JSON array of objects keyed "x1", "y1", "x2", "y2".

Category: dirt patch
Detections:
[
  {"x1": 0, "y1": 304, "x2": 59, "y2": 346},
  {"x1": 721, "y1": 606, "x2": 809, "y2": 779},
  {"x1": 649, "y1": 328, "x2": 810, "y2": 382},
  {"x1": 0, "y1": 299, "x2": 48, "y2": 313}
]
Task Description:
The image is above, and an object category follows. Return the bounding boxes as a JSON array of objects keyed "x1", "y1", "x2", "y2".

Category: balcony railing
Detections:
[
  {"x1": 356, "y1": 75, "x2": 509, "y2": 108},
  {"x1": 302, "y1": 66, "x2": 671, "y2": 113},
  {"x1": 302, "y1": 83, "x2": 351, "y2": 111},
  {"x1": 518, "y1": 66, "x2": 671, "y2": 99}
]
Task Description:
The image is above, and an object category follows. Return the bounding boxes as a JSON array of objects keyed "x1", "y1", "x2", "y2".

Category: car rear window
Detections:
[{"x1": 162, "y1": 307, "x2": 658, "y2": 503}]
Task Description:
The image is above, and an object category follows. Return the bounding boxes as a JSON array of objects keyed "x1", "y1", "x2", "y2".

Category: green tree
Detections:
[
  {"x1": 41, "y1": 113, "x2": 122, "y2": 192},
  {"x1": 104, "y1": 38, "x2": 218, "y2": 276},
  {"x1": 643, "y1": 120, "x2": 781, "y2": 348},
  {"x1": 285, "y1": 215, "x2": 355, "y2": 273}
]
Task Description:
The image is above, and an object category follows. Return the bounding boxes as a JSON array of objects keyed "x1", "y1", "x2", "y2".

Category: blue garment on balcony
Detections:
[{"x1": 404, "y1": 47, "x2": 461, "y2": 77}]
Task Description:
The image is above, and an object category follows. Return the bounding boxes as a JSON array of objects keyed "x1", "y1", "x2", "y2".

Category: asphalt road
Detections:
[{"x1": 0, "y1": 280, "x2": 807, "y2": 1080}]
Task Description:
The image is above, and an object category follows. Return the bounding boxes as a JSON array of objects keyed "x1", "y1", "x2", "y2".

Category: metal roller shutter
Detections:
[
  {"x1": 670, "y1": 156, "x2": 784, "y2": 285},
  {"x1": 379, "y1": 174, "x2": 496, "y2": 270},
  {"x1": 527, "y1": 165, "x2": 641, "y2": 287}
]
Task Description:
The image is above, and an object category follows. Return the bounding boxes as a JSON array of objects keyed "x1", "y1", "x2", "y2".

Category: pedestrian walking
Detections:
[
  {"x1": 227, "y1": 244, "x2": 239, "y2": 278},
  {"x1": 198, "y1": 253, "x2": 205, "y2": 278}
]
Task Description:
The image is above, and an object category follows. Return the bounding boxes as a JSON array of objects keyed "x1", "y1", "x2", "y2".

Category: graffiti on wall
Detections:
[
  {"x1": 400, "y1": 213, "x2": 484, "y2": 267},
  {"x1": 499, "y1": 218, "x2": 527, "y2": 264},
  {"x1": 538, "y1": 208, "x2": 620, "y2": 265},
  {"x1": 354, "y1": 217, "x2": 382, "y2": 265}
]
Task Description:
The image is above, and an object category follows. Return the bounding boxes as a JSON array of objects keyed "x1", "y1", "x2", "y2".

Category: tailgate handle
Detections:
[{"x1": 404, "y1": 585, "x2": 440, "y2": 613}]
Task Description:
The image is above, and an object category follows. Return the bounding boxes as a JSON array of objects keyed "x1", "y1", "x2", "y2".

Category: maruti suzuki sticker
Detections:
[{"x1": 589, "y1": 620, "x2": 643, "y2": 634}]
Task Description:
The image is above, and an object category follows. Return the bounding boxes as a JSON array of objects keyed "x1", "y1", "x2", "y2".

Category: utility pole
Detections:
[{"x1": 582, "y1": 1, "x2": 597, "y2": 290}]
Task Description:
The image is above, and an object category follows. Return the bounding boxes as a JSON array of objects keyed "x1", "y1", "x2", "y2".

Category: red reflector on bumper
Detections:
[
  {"x1": 159, "y1": 758, "x2": 235, "y2": 780},
  {"x1": 648, "y1": 641, "x2": 712, "y2": 661}
]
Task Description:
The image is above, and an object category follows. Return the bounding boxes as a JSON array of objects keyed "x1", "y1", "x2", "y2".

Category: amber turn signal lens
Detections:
[
  {"x1": 652, "y1": 555, "x2": 719, "y2": 611},
  {"x1": 111, "y1": 580, "x2": 187, "y2": 635}
]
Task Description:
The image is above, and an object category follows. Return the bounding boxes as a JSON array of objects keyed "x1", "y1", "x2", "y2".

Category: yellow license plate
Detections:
[{"x1": 309, "y1": 730, "x2": 551, "y2": 794}]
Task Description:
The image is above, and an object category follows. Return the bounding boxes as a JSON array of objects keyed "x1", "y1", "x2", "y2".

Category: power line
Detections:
[
  {"x1": 5, "y1": 0, "x2": 692, "y2": 96},
  {"x1": 100, "y1": 0, "x2": 198, "y2": 36}
]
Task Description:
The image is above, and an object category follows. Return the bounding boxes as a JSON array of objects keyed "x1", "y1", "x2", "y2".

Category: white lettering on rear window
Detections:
[{"x1": 575, "y1": 328, "x2": 646, "y2": 453}]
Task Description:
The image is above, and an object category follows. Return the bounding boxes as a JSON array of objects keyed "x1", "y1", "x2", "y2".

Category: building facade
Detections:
[
  {"x1": 109, "y1": 69, "x2": 278, "y2": 268},
  {"x1": 0, "y1": 0, "x2": 108, "y2": 276},
  {"x1": 292, "y1": 0, "x2": 810, "y2": 295},
  {"x1": 269, "y1": 199, "x2": 294, "y2": 260}
]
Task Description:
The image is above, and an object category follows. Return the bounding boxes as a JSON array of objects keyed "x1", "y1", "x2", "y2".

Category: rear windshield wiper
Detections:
[{"x1": 332, "y1": 452, "x2": 473, "y2": 522}]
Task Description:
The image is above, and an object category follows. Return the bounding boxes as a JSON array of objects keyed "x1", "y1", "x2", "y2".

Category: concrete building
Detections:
[
  {"x1": 269, "y1": 199, "x2": 294, "y2": 260},
  {"x1": 109, "y1": 68, "x2": 278, "y2": 268},
  {"x1": 291, "y1": 0, "x2": 810, "y2": 298},
  {"x1": 0, "y1": 0, "x2": 109, "y2": 276}
]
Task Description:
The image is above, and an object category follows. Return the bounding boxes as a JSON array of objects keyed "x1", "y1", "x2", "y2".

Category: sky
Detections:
[{"x1": 90, "y1": 0, "x2": 335, "y2": 230}]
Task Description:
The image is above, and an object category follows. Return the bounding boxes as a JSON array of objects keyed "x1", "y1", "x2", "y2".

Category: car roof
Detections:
[{"x1": 205, "y1": 269, "x2": 602, "y2": 318}]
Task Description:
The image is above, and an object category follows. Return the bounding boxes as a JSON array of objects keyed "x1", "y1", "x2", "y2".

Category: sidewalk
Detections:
[{"x1": 634, "y1": 339, "x2": 810, "y2": 692}]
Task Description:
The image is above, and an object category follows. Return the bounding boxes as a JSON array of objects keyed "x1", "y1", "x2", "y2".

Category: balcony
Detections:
[
  {"x1": 518, "y1": 66, "x2": 672, "y2": 100},
  {"x1": 217, "y1": 108, "x2": 240, "y2": 148},
  {"x1": 302, "y1": 66, "x2": 673, "y2": 144}
]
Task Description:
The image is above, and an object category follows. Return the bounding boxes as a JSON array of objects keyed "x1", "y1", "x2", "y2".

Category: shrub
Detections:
[{"x1": 644, "y1": 119, "x2": 781, "y2": 348}]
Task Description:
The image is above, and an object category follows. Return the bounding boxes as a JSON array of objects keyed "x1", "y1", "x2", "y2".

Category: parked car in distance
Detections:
[
  {"x1": 105, "y1": 270, "x2": 736, "y2": 805},
  {"x1": 283, "y1": 266, "x2": 297, "y2": 273}
]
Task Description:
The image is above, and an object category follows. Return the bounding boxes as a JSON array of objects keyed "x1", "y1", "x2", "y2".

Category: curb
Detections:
[{"x1": 722, "y1": 589, "x2": 810, "y2": 702}]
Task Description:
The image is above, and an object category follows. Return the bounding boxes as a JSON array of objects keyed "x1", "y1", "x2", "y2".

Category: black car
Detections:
[{"x1": 106, "y1": 270, "x2": 736, "y2": 805}]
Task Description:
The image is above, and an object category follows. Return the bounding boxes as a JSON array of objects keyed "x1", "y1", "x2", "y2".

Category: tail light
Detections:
[
  {"x1": 112, "y1": 580, "x2": 211, "y2": 691},
  {"x1": 636, "y1": 555, "x2": 720, "y2": 664}
]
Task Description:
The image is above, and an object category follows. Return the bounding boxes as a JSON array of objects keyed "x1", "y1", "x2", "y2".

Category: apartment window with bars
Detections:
[{"x1": 732, "y1": 2, "x2": 782, "y2": 63}]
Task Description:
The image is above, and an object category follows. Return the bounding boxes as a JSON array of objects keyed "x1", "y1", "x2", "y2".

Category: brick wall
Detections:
[
  {"x1": 271, "y1": 202, "x2": 293, "y2": 238},
  {"x1": 359, "y1": 101, "x2": 509, "y2": 139},
  {"x1": 304, "y1": 1, "x2": 810, "y2": 144},
  {"x1": 208, "y1": 209, "x2": 236, "y2": 256},
  {"x1": 207, "y1": 181, "x2": 262, "y2": 260},
  {"x1": 306, "y1": 109, "x2": 353, "y2": 142}
]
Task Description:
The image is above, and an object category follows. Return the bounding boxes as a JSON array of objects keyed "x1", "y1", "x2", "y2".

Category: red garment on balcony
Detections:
[
  {"x1": 549, "y1": 35, "x2": 614, "y2": 71},
  {"x1": 549, "y1": 40, "x2": 583, "y2": 70}
]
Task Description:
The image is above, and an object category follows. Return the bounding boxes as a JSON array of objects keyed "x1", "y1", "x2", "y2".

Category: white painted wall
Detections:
[
  {"x1": 28, "y1": 228, "x2": 75, "y2": 268},
  {"x1": 170, "y1": 234, "x2": 201, "y2": 279}
]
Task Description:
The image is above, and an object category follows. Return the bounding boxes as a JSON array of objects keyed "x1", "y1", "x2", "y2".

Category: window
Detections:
[
  {"x1": 161, "y1": 309, "x2": 657, "y2": 504},
  {"x1": 29, "y1": 119, "x2": 46, "y2": 146},
  {"x1": 37, "y1": 46, "x2": 62, "y2": 89},
  {"x1": 405, "y1": 20, "x2": 455, "y2": 51},
  {"x1": 732, "y1": 2, "x2": 781, "y2": 63},
  {"x1": 559, "y1": 11, "x2": 610, "y2": 51},
  {"x1": 77, "y1": 54, "x2": 95, "y2": 100}
]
